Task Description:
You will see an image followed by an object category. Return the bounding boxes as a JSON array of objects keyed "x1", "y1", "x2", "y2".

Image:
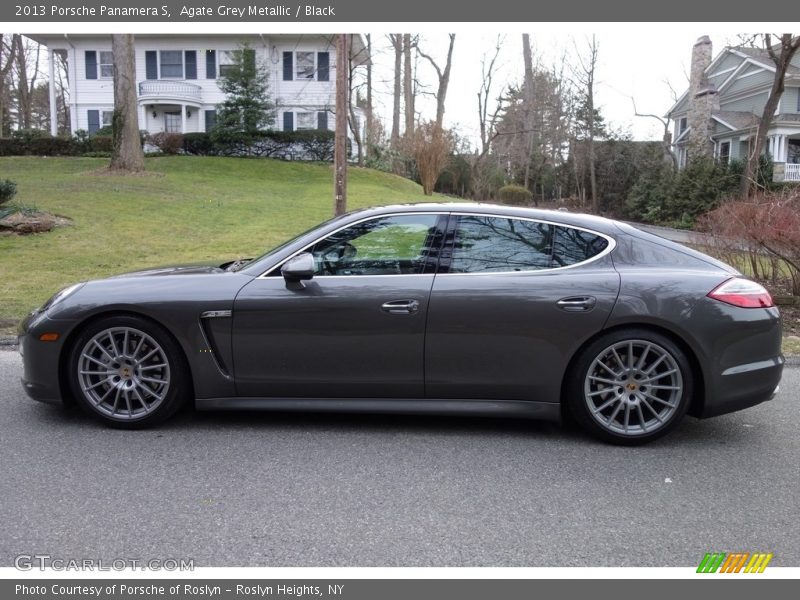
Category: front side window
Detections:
[
  {"x1": 160, "y1": 50, "x2": 183, "y2": 78},
  {"x1": 450, "y1": 216, "x2": 553, "y2": 273},
  {"x1": 296, "y1": 51, "x2": 315, "y2": 80},
  {"x1": 99, "y1": 51, "x2": 113, "y2": 78},
  {"x1": 307, "y1": 214, "x2": 440, "y2": 276}
]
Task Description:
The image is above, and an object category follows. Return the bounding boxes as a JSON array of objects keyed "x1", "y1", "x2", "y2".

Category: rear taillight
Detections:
[{"x1": 708, "y1": 278, "x2": 774, "y2": 308}]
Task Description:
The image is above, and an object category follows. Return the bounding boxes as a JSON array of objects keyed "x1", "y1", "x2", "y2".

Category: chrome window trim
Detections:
[{"x1": 257, "y1": 210, "x2": 616, "y2": 279}]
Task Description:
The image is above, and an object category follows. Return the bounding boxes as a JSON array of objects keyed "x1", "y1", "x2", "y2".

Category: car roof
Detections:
[{"x1": 347, "y1": 202, "x2": 621, "y2": 235}]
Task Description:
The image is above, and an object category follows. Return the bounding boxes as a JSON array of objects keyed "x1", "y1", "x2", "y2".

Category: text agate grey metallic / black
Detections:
[{"x1": 19, "y1": 203, "x2": 783, "y2": 444}]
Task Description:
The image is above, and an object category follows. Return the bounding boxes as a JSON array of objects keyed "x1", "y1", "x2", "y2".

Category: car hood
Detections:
[{"x1": 109, "y1": 262, "x2": 227, "y2": 278}]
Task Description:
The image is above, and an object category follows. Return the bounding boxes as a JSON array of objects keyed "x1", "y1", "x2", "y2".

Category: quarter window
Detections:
[
  {"x1": 159, "y1": 50, "x2": 183, "y2": 78},
  {"x1": 308, "y1": 214, "x2": 440, "y2": 276},
  {"x1": 551, "y1": 226, "x2": 609, "y2": 267},
  {"x1": 99, "y1": 51, "x2": 113, "y2": 78}
]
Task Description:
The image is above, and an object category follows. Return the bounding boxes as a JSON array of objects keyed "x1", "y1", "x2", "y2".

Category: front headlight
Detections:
[{"x1": 41, "y1": 282, "x2": 85, "y2": 314}]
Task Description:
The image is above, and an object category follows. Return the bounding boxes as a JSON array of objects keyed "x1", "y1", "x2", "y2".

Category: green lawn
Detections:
[{"x1": 0, "y1": 156, "x2": 433, "y2": 328}]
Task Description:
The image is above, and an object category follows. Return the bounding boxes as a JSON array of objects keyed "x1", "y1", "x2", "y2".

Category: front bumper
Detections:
[{"x1": 18, "y1": 312, "x2": 70, "y2": 405}]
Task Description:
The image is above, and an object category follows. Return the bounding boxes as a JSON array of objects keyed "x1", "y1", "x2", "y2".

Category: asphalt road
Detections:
[{"x1": 1, "y1": 349, "x2": 798, "y2": 568}]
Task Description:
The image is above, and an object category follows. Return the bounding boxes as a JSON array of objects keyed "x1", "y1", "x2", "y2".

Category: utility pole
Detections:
[{"x1": 334, "y1": 33, "x2": 348, "y2": 216}]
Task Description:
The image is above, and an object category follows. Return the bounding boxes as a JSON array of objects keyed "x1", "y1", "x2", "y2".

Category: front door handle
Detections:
[
  {"x1": 381, "y1": 299, "x2": 420, "y2": 315},
  {"x1": 556, "y1": 296, "x2": 597, "y2": 312}
]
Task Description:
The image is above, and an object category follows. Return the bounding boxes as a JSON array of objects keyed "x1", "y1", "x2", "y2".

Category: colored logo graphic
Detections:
[{"x1": 697, "y1": 552, "x2": 773, "y2": 573}]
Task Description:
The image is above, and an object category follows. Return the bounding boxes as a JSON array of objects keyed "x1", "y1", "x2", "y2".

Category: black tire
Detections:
[
  {"x1": 566, "y1": 329, "x2": 693, "y2": 445},
  {"x1": 68, "y1": 315, "x2": 190, "y2": 429}
]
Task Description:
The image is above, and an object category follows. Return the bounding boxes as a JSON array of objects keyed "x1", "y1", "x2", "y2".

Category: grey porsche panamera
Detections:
[{"x1": 19, "y1": 203, "x2": 783, "y2": 444}]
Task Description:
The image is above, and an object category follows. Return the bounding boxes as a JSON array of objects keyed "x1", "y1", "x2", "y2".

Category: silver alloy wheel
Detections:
[
  {"x1": 76, "y1": 326, "x2": 171, "y2": 420},
  {"x1": 583, "y1": 339, "x2": 683, "y2": 436}
]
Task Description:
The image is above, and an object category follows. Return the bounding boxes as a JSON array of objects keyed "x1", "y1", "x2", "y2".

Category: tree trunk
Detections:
[
  {"x1": 347, "y1": 37, "x2": 363, "y2": 166},
  {"x1": 522, "y1": 33, "x2": 535, "y2": 197},
  {"x1": 417, "y1": 34, "x2": 455, "y2": 128},
  {"x1": 739, "y1": 34, "x2": 800, "y2": 197},
  {"x1": 403, "y1": 34, "x2": 414, "y2": 137},
  {"x1": 109, "y1": 34, "x2": 145, "y2": 172},
  {"x1": 14, "y1": 35, "x2": 31, "y2": 129},
  {"x1": 390, "y1": 34, "x2": 402, "y2": 149},
  {"x1": 0, "y1": 34, "x2": 19, "y2": 137},
  {"x1": 365, "y1": 33, "x2": 372, "y2": 161}
]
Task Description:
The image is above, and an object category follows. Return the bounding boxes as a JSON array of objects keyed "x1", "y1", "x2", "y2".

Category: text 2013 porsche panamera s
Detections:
[{"x1": 19, "y1": 203, "x2": 783, "y2": 444}]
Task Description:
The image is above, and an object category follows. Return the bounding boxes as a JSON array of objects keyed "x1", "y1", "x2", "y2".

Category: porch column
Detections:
[
  {"x1": 181, "y1": 104, "x2": 187, "y2": 134},
  {"x1": 780, "y1": 135, "x2": 788, "y2": 162},
  {"x1": 48, "y1": 48, "x2": 57, "y2": 136},
  {"x1": 139, "y1": 104, "x2": 147, "y2": 133}
]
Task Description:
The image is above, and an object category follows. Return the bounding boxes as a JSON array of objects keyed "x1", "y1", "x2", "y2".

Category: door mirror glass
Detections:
[{"x1": 281, "y1": 252, "x2": 315, "y2": 281}]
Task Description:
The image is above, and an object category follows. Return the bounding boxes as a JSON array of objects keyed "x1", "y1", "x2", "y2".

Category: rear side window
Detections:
[
  {"x1": 552, "y1": 226, "x2": 609, "y2": 267},
  {"x1": 449, "y1": 216, "x2": 609, "y2": 273}
]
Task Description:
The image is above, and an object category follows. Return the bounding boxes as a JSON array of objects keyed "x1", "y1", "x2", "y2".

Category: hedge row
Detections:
[
  {"x1": 0, "y1": 135, "x2": 115, "y2": 156},
  {"x1": 183, "y1": 130, "x2": 341, "y2": 161}
]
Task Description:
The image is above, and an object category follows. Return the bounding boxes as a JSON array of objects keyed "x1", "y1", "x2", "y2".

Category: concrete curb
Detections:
[{"x1": 0, "y1": 337, "x2": 17, "y2": 347}]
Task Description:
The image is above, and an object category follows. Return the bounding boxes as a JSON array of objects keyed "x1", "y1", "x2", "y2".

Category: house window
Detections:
[
  {"x1": 296, "y1": 112, "x2": 316, "y2": 130},
  {"x1": 219, "y1": 51, "x2": 237, "y2": 77},
  {"x1": 160, "y1": 51, "x2": 183, "y2": 78},
  {"x1": 101, "y1": 110, "x2": 114, "y2": 127},
  {"x1": 164, "y1": 112, "x2": 181, "y2": 133},
  {"x1": 296, "y1": 52, "x2": 315, "y2": 80},
  {"x1": 679, "y1": 117, "x2": 687, "y2": 134},
  {"x1": 719, "y1": 141, "x2": 730, "y2": 166},
  {"x1": 99, "y1": 51, "x2": 113, "y2": 78}
]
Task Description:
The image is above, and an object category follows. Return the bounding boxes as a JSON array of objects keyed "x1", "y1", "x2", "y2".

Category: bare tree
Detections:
[
  {"x1": 411, "y1": 120, "x2": 454, "y2": 195},
  {"x1": 54, "y1": 49, "x2": 70, "y2": 133},
  {"x1": 472, "y1": 36, "x2": 505, "y2": 199},
  {"x1": 109, "y1": 34, "x2": 144, "y2": 172},
  {"x1": 417, "y1": 34, "x2": 455, "y2": 128},
  {"x1": 403, "y1": 34, "x2": 415, "y2": 137},
  {"x1": 0, "y1": 35, "x2": 19, "y2": 137},
  {"x1": 13, "y1": 35, "x2": 42, "y2": 129},
  {"x1": 572, "y1": 35, "x2": 600, "y2": 212},
  {"x1": 347, "y1": 35, "x2": 363, "y2": 166},
  {"x1": 521, "y1": 33, "x2": 536, "y2": 191},
  {"x1": 740, "y1": 34, "x2": 800, "y2": 197},
  {"x1": 364, "y1": 33, "x2": 373, "y2": 160},
  {"x1": 631, "y1": 97, "x2": 677, "y2": 171},
  {"x1": 388, "y1": 34, "x2": 402, "y2": 148}
]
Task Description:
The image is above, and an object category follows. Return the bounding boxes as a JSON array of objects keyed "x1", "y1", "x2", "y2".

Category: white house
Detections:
[{"x1": 27, "y1": 33, "x2": 367, "y2": 142}]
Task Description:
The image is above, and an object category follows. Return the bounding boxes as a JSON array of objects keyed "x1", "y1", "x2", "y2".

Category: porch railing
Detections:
[
  {"x1": 785, "y1": 163, "x2": 800, "y2": 182},
  {"x1": 138, "y1": 81, "x2": 202, "y2": 101}
]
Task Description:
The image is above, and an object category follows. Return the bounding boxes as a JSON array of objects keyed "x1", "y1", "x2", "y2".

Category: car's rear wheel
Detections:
[
  {"x1": 566, "y1": 330, "x2": 692, "y2": 445},
  {"x1": 68, "y1": 315, "x2": 189, "y2": 428}
]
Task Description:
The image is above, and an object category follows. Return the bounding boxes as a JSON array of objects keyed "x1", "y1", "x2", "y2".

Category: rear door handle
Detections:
[
  {"x1": 556, "y1": 296, "x2": 596, "y2": 312},
  {"x1": 381, "y1": 299, "x2": 420, "y2": 314}
]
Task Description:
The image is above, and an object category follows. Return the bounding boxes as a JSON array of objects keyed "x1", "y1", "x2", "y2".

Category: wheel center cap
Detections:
[
  {"x1": 626, "y1": 382, "x2": 638, "y2": 391},
  {"x1": 120, "y1": 366, "x2": 132, "y2": 379}
]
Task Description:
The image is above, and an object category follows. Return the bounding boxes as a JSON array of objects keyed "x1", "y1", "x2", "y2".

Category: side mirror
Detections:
[{"x1": 281, "y1": 252, "x2": 315, "y2": 281}]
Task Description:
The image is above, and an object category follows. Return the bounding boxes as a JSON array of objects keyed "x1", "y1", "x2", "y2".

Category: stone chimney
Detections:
[{"x1": 687, "y1": 36, "x2": 718, "y2": 161}]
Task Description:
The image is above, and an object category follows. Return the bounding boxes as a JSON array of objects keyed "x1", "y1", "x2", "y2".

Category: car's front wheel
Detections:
[
  {"x1": 68, "y1": 315, "x2": 189, "y2": 428},
  {"x1": 566, "y1": 330, "x2": 693, "y2": 445}
]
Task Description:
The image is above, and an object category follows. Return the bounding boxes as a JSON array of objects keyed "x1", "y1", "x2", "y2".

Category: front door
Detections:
[{"x1": 232, "y1": 213, "x2": 446, "y2": 398}]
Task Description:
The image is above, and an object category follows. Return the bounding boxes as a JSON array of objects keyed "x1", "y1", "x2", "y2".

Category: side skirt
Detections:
[{"x1": 195, "y1": 397, "x2": 561, "y2": 422}]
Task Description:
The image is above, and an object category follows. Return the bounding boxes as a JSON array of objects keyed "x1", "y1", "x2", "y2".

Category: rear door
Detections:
[{"x1": 424, "y1": 213, "x2": 620, "y2": 402}]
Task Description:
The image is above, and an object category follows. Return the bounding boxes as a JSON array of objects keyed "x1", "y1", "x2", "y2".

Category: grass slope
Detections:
[{"x1": 0, "y1": 156, "x2": 432, "y2": 325}]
